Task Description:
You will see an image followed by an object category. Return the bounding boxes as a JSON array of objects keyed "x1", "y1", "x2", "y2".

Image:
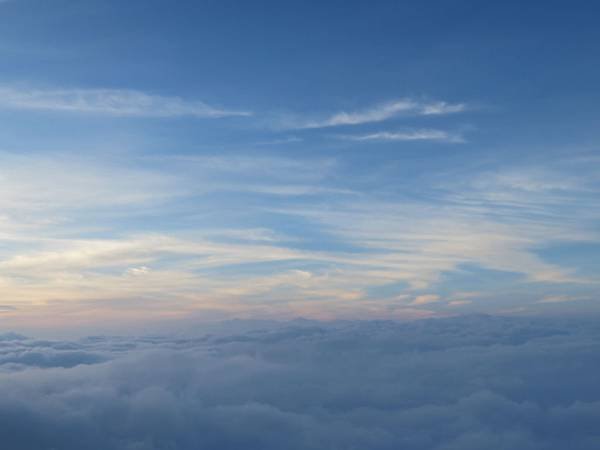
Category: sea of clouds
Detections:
[{"x1": 1, "y1": 315, "x2": 599, "y2": 449}]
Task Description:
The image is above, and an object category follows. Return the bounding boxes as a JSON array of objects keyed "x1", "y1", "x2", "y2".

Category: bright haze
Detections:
[{"x1": 1, "y1": 1, "x2": 600, "y2": 449}]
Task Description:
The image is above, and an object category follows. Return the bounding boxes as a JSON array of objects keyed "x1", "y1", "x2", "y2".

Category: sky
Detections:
[{"x1": 1, "y1": 0, "x2": 600, "y2": 333}]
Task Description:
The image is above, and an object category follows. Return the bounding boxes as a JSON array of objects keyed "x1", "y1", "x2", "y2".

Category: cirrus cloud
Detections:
[{"x1": 0, "y1": 86, "x2": 252, "y2": 118}]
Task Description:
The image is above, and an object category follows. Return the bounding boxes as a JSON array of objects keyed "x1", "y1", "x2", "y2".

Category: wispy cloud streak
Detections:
[
  {"x1": 0, "y1": 86, "x2": 252, "y2": 118},
  {"x1": 342, "y1": 128, "x2": 464, "y2": 143},
  {"x1": 287, "y1": 99, "x2": 466, "y2": 129}
]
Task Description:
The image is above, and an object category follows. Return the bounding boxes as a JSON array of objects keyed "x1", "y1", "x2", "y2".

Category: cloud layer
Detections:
[{"x1": 1, "y1": 315, "x2": 599, "y2": 449}]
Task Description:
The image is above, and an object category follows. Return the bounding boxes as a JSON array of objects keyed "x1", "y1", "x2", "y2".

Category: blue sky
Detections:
[{"x1": 0, "y1": 0, "x2": 599, "y2": 331}]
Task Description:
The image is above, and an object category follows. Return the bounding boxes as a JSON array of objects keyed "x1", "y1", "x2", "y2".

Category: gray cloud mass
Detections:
[{"x1": 0, "y1": 315, "x2": 599, "y2": 449}]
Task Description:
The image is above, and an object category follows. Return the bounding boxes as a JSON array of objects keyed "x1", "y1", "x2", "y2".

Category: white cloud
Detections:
[
  {"x1": 124, "y1": 266, "x2": 151, "y2": 276},
  {"x1": 0, "y1": 86, "x2": 251, "y2": 118},
  {"x1": 448, "y1": 300, "x2": 472, "y2": 307},
  {"x1": 420, "y1": 101, "x2": 467, "y2": 115},
  {"x1": 411, "y1": 294, "x2": 441, "y2": 305},
  {"x1": 342, "y1": 129, "x2": 464, "y2": 143},
  {"x1": 536, "y1": 295, "x2": 587, "y2": 304},
  {"x1": 288, "y1": 98, "x2": 466, "y2": 129}
]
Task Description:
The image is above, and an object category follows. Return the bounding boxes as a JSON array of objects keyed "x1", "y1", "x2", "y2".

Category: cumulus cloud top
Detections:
[{"x1": 1, "y1": 315, "x2": 599, "y2": 449}]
